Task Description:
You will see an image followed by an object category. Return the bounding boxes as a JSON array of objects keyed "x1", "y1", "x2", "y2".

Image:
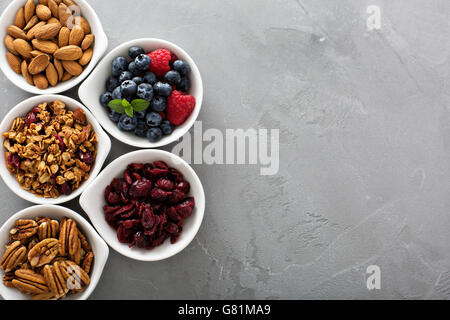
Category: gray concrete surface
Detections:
[{"x1": 1, "y1": 0, "x2": 450, "y2": 299}]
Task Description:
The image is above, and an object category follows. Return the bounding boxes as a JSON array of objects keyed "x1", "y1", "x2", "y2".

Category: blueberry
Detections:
[
  {"x1": 128, "y1": 46, "x2": 145, "y2": 59},
  {"x1": 121, "y1": 80, "x2": 137, "y2": 97},
  {"x1": 108, "y1": 111, "x2": 121, "y2": 123},
  {"x1": 135, "y1": 54, "x2": 151, "y2": 71},
  {"x1": 153, "y1": 82, "x2": 172, "y2": 97},
  {"x1": 119, "y1": 71, "x2": 133, "y2": 83},
  {"x1": 135, "y1": 111, "x2": 146, "y2": 119},
  {"x1": 118, "y1": 114, "x2": 138, "y2": 131},
  {"x1": 132, "y1": 77, "x2": 144, "y2": 85},
  {"x1": 134, "y1": 121, "x2": 148, "y2": 137},
  {"x1": 112, "y1": 86, "x2": 122, "y2": 100},
  {"x1": 100, "y1": 92, "x2": 113, "y2": 108},
  {"x1": 147, "y1": 127, "x2": 162, "y2": 142},
  {"x1": 105, "y1": 76, "x2": 119, "y2": 92},
  {"x1": 128, "y1": 61, "x2": 141, "y2": 75},
  {"x1": 160, "y1": 120, "x2": 174, "y2": 135},
  {"x1": 173, "y1": 60, "x2": 191, "y2": 76},
  {"x1": 177, "y1": 76, "x2": 190, "y2": 92},
  {"x1": 164, "y1": 70, "x2": 181, "y2": 86},
  {"x1": 137, "y1": 83, "x2": 154, "y2": 101},
  {"x1": 146, "y1": 112, "x2": 162, "y2": 127},
  {"x1": 112, "y1": 56, "x2": 128, "y2": 77},
  {"x1": 143, "y1": 72, "x2": 157, "y2": 85},
  {"x1": 150, "y1": 96, "x2": 167, "y2": 112}
]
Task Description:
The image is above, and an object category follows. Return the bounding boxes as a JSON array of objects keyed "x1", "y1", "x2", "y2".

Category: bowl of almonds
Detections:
[
  {"x1": 0, "y1": 0, "x2": 108, "y2": 94},
  {"x1": 0, "y1": 204, "x2": 109, "y2": 300},
  {"x1": 0, "y1": 94, "x2": 111, "y2": 204}
]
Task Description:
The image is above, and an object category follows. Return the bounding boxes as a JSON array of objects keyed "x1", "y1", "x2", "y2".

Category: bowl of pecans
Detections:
[
  {"x1": 0, "y1": 204, "x2": 109, "y2": 300},
  {"x1": 0, "y1": 0, "x2": 108, "y2": 94},
  {"x1": 0, "y1": 94, "x2": 111, "y2": 204}
]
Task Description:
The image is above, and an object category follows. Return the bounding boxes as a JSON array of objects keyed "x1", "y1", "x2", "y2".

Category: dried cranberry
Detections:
[
  {"x1": 122, "y1": 219, "x2": 141, "y2": 229},
  {"x1": 117, "y1": 224, "x2": 134, "y2": 243},
  {"x1": 154, "y1": 161, "x2": 168, "y2": 170},
  {"x1": 25, "y1": 112, "x2": 38, "y2": 126},
  {"x1": 175, "y1": 181, "x2": 190, "y2": 194},
  {"x1": 58, "y1": 182, "x2": 72, "y2": 195},
  {"x1": 151, "y1": 188, "x2": 171, "y2": 200},
  {"x1": 54, "y1": 134, "x2": 66, "y2": 151},
  {"x1": 131, "y1": 172, "x2": 142, "y2": 181},
  {"x1": 169, "y1": 167, "x2": 184, "y2": 182},
  {"x1": 79, "y1": 150, "x2": 95, "y2": 165},
  {"x1": 128, "y1": 163, "x2": 145, "y2": 172},
  {"x1": 165, "y1": 222, "x2": 179, "y2": 234},
  {"x1": 141, "y1": 204, "x2": 155, "y2": 229},
  {"x1": 31, "y1": 106, "x2": 40, "y2": 113},
  {"x1": 167, "y1": 206, "x2": 181, "y2": 222},
  {"x1": 106, "y1": 191, "x2": 121, "y2": 205},
  {"x1": 176, "y1": 197, "x2": 195, "y2": 219},
  {"x1": 132, "y1": 231, "x2": 147, "y2": 248},
  {"x1": 129, "y1": 179, "x2": 152, "y2": 199},
  {"x1": 112, "y1": 203, "x2": 134, "y2": 217},
  {"x1": 156, "y1": 178, "x2": 174, "y2": 191},
  {"x1": 123, "y1": 169, "x2": 133, "y2": 185},
  {"x1": 111, "y1": 178, "x2": 128, "y2": 194},
  {"x1": 168, "y1": 189, "x2": 185, "y2": 204},
  {"x1": 7, "y1": 153, "x2": 20, "y2": 168},
  {"x1": 104, "y1": 205, "x2": 120, "y2": 215}
]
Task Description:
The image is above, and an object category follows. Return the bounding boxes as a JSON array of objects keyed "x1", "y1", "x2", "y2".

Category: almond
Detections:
[
  {"x1": 48, "y1": 0, "x2": 59, "y2": 18},
  {"x1": 55, "y1": 0, "x2": 62, "y2": 4},
  {"x1": 69, "y1": 25, "x2": 84, "y2": 46},
  {"x1": 39, "y1": 0, "x2": 49, "y2": 5},
  {"x1": 36, "y1": 4, "x2": 52, "y2": 20},
  {"x1": 24, "y1": 0, "x2": 36, "y2": 23},
  {"x1": 28, "y1": 54, "x2": 50, "y2": 75},
  {"x1": 30, "y1": 50, "x2": 47, "y2": 57},
  {"x1": 47, "y1": 17, "x2": 59, "y2": 24},
  {"x1": 21, "y1": 60, "x2": 34, "y2": 85},
  {"x1": 7, "y1": 25, "x2": 28, "y2": 41},
  {"x1": 78, "y1": 47, "x2": 92, "y2": 66},
  {"x1": 26, "y1": 21, "x2": 46, "y2": 40},
  {"x1": 32, "y1": 39, "x2": 59, "y2": 54},
  {"x1": 63, "y1": 0, "x2": 76, "y2": 6},
  {"x1": 58, "y1": 26, "x2": 70, "y2": 47},
  {"x1": 6, "y1": 52, "x2": 22, "y2": 74},
  {"x1": 62, "y1": 60, "x2": 82, "y2": 76},
  {"x1": 24, "y1": 15, "x2": 39, "y2": 31},
  {"x1": 45, "y1": 62, "x2": 58, "y2": 86},
  {"x1": 61, "y1": 71, "x2": 72, "y2": 81},
  {"x1": 34, "y1": 23, "x2": 62, "y2": 40},
  {"x1": 4, "y1": 35, "x2": 18, "y2": 55},
  {"x1": 77, "y1": 17, "x2": 91, "y2": 34},
  {"x1": 33, "y1": 74, "x2": 48, "y2": 89},
  {"x1": 58, "y1": 3, "x2": 71, "y2": 27},
  {"x1": 80, "y1": 34, "x2": 94, "y2": 50},
  {"x1": 13, "y1": 39, "x2": 33, "y2": 59},
  {"x1": 54, "y1": 45, "x2": 82, "y2": 60},
  {"x1": 14, "y1": 7, "x2": 26, "y2": 29},
  {"x1": 54, "y1": 59, "x2": 64, "y2": 80}
]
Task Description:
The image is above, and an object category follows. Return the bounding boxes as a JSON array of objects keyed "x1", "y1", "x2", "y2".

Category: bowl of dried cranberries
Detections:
[{"x1": 79, "y1": 149, "x2": 205, "y2": 261}]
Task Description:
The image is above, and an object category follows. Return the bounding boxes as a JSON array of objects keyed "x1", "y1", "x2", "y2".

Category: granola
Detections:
[
  {"x1": 0, "y1": 216, "x2": 94, "y2": 300},
  {"x1": 2, "y1": 100, "x2": 97, "y2": 198}
]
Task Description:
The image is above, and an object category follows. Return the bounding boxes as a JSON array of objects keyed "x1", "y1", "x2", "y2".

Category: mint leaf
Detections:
[
  {"x1": 131, "y1": 99, "x2": 150, "y2": 112},
  {"x1": 124, "y1": 105, "x2": 134, "y2": 117},
  {"x1": 122, "y1": 99, "x2": 132, "y2": 108},
  {"x1": 108, "y1": 99, "x2": 124, "y2": 113}
]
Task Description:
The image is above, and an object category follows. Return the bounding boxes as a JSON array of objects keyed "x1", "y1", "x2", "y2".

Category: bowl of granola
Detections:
[
  {"x1": 0, "y1": 204, "x2": 109, "y2": 300},
  {"x1": 0, "y1": 95, "x2": 111, "y2": 204}
]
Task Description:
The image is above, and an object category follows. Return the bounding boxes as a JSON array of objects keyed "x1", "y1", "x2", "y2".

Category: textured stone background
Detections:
[{"x1": 1, "y1": 0, "x2": 450, "y2": 299}]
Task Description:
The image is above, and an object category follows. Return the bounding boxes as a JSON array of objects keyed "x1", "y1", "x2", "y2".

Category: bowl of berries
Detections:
[{"x1": 78, "y1": 38, "x2": 203, "y2": 148}]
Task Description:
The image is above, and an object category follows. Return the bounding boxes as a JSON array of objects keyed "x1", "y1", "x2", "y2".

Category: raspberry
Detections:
[
  {"x1": 166, "y1": 90, "x2": 196, "y2": 126},
  {"x1": 147, "y1": 49, "x2": 172, "y2": 78}
]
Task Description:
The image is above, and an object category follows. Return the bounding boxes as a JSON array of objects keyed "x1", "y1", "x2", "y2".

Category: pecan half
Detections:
[
  {"x1": 57, "y1": 260, "x2": 90, "y2": 291},
  {"x1": 43, "y1": 264, "x2": 68, "y2": 299},
  {"x1": 78, "y1": 230, "x2": 91, "y2": 252},
  {"x1": 31, "y1": 292, "x2": 57, "y2": 300},
  {"x1": 12, "y1": 269, "x2": 48, "y2": 294},
  {"x1": 0, "y1": 241, "x2": 27, "y2": 272},
  {"x1": 38, "y1": 219, "x2": 59, "y2": 240},
  {"x1": 81, "y1": 251, "x2": 94, "y2": 274},
  {"x1": 3, "y1": 272, "x2": 15, "y2": 288},
  {"x1": 10, "y1": 219, "x2": 38, "y2": 241},
  {"x1": 59, "y1": 219, "x2": 81, "y2": 264},
  {"x1": 28, "y1": 238, "x2": 60, "y2": 267}
]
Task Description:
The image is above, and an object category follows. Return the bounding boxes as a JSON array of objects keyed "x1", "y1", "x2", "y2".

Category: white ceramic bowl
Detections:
[
  {"x1": 0, "y1": 94, "x2": 111, "y2": 204},
  {"x1": 0, "y1": 204, "x2": 109, "y2": 300},
  {"x1": 0, "y1": 0, "x2": 108, "y2": 94},
  {"x1": 79, "y1": 38, "x2": 203, "y2": 148},
  {"x1": 79, "y1": 149, "x2": 205, "y2": 261}
]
